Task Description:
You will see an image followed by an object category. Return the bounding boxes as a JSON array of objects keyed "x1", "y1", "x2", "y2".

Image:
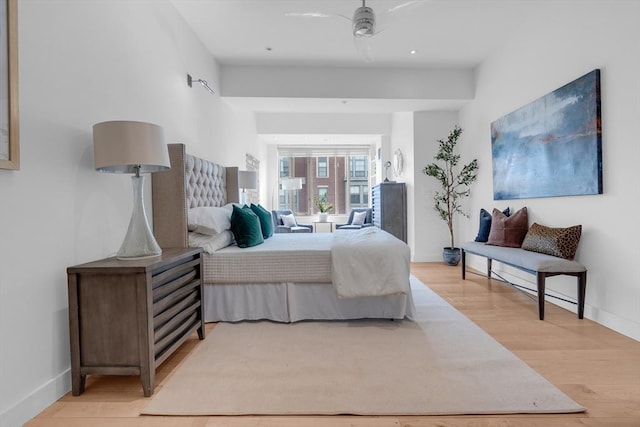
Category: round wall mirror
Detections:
[{"x1": 393, "y1": 149, "x2": 404, "y2": 177}]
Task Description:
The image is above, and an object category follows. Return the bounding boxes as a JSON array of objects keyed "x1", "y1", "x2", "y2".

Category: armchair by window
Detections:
[
  {"x1": 335, "y1": 208, "x2": 374, "y2": 230},
  {"x1": 271, "y1": 210, "x2": 313, "y2": 233}
]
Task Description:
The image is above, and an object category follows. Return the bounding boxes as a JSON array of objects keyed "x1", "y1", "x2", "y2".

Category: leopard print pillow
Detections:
[{"x1": 521, "y1": 223, "x2": 582, "y2": 260}]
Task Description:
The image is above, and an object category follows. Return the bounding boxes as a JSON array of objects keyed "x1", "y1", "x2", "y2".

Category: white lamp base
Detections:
[{"x1": 117, "y1": 175, "x2": 162, "y2": 260}]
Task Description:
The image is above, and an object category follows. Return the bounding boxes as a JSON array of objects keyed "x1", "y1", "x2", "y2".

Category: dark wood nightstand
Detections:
[{"x1": 66, "y1": 247, "x2": 204, "y2": 396}]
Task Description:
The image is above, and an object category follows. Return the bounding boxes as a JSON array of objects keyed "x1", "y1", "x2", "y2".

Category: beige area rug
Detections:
[{"x1": 142, "y1": 276, "x2": 585, "y2": 416}]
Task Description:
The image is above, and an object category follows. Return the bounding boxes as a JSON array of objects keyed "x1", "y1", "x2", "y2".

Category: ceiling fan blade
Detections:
[
  {"x1": 284, "y1": 12, "x2": 331, "y2": 18},
  {"x1": 284, "y1": 12, "x2": 351, "y2": 21},
  {"x1": 386, "y1": 0, "x2": 425, "y2": 14}
]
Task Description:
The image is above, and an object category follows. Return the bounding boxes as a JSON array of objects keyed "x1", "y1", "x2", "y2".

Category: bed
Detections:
[{"x1": 152, "y1": 143, "x2": 415, "y2": 323}]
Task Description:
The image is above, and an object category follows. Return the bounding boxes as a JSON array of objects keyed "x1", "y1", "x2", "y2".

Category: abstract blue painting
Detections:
[{"x1": 491, "y1": 69, "x2": 602, "y2": 200}]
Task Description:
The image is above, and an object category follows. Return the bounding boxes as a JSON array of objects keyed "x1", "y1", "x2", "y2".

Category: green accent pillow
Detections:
[
  {"x1": 250, "y1": 204, "x2": 274, "y2": 239},
  {"x1": 230, "y1": 205, "x2": 264, "y2": 248}
]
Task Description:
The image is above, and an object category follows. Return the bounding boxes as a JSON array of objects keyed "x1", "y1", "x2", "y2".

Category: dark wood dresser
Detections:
[
  {"x1": 372, "y1": 182, "x2": 407, "y2": 243},
  {"x1": 66, "y1": 247, "x2": 204, "y2": 396}
]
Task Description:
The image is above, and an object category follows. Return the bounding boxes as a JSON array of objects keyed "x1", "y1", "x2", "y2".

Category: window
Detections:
[
  {"x1": 350, "y1": 156, "x2": 367, "y2": 178},
  {"x1": 279, "y1": 157, "x2": 290, "y2": 178},
  {"x1": 318, "y1": 186, "x2": 328, "y2": 199},
  {"x1": 317, "y1": 157, "x2": 328, "y2": 178},
  {"x1": 349, "y1": 185, "x2": 368, "y2": 207},
  {"x1": 277, "y1": 147, "x2": 370, "y2": 215},
  {"x1": 350, "y1": 186, "x2": 360, "y2": 205}
]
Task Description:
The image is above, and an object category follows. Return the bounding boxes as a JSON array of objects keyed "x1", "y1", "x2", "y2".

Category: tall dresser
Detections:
[{"x1": 371, "y1": 182, "x2": 407, "y2": 243}]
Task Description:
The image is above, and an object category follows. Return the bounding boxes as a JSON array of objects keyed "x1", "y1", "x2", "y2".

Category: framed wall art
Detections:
[
  {"x1": 491, "y1": 69, "x2": 602, "y2": 200},
  {"x1": 0, "y1": 0, "x2": 18, "y2": 170}
]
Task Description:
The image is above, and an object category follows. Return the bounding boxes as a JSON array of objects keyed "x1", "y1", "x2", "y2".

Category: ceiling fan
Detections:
[{"x1": 285, "y1": 0, "x2": 423, "y2": 61}]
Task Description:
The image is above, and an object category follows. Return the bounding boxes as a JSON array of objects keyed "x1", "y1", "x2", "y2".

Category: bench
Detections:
[{"x1": 461, "y1": 241, "x2": 587, "y2": 320}]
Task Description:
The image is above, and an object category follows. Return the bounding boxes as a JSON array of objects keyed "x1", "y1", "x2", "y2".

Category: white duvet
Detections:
[{"x1": 331, "y1": 227, "x2": 411, "y2": 298}]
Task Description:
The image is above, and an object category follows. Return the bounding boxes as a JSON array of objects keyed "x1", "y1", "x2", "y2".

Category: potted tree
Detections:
[
  {"x1": 314, "y1": 193, "x2": 333, "y2": 222},
  {"x1": 422, "y1": 126, "x2": 478, "y2": 266}
]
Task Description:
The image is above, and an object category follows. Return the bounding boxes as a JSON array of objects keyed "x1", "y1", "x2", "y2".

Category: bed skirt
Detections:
[{"x1": 203, "y1": 282, "x2": 415, "y2": 323}]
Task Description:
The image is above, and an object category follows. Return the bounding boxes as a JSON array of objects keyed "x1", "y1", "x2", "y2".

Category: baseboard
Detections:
[
  {"x1": 585, "y1": 306, "x2": 640, "y2": 342},
  {"x1": 410, "y1": 252, "x2": 443, "y2": 262},
  {"x1": 465, "y1": 258, "x2": 640, "y2": 342},
  {"x1": 0, "y1": 369, "x2": 70, "y2": 427}
]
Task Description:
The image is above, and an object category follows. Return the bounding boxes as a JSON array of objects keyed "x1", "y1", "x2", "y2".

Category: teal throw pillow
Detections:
[
  {"x1": 250, "y1": 204, "x2": 274, "y2": 239},
  {"x1": 230, "y1": 205, "x2": 264, "y2": 248}
]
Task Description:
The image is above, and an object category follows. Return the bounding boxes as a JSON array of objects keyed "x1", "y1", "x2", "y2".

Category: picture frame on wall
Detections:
[
  {"x1": 491, "y1": 69, "x2": 602, "y2": 200},
  {"x1": 0, "y1": 0, "x2": 19, "y2": 170}
]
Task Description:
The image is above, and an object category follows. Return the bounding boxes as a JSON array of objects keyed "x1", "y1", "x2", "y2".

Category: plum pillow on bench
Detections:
[
  {"x1": 487, "y1": 207, "x2": 528, "y2": 248},
  {"x1": 475, "y1": 207, "x2": 510, "y2": 242},
  {"x1": 521, "y1": 222, "x2": 582, "y2": 260}
]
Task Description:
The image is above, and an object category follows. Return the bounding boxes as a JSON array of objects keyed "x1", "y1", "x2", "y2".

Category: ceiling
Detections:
[
  {"x1": 169, "y1": 0, "x2": 549, "y2": 117},
  {"x1": 170, "y1": 0, "x2": 546, "y2": 69}
]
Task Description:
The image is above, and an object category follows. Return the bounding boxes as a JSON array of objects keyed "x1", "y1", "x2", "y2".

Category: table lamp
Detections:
[
  {"x1": 93, "y1": 120, "x2": 170, "y2": 259},
  {"x1": 281, "y1": 177, "x2": 303, "y2": 209},
  {"x1": 238, "y1": 170, "x2": 258, "y2": 205},
  {"x1": 281, "y1": 177, "x2": 303, "y2": 192}
]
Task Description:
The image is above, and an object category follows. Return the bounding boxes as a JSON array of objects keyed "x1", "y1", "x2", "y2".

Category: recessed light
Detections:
[{"x1": 410, "y1": 50, "x2": 417, "y2": 55}]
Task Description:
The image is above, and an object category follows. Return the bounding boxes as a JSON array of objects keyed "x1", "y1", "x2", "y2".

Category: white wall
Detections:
[
  {"x1": 256, "y1": 112, "x2": 391, "y2": 135},
  {"x1": 223, "y1": 66, "x2": 474, "y2": 100},
  {"x1": 458, "y1": 2, "x2": 640, "y2": 340},
  {"x1": 0, "y1": 1, "x2": 258, "y2": 426},
  {"x1": 389, "y1": 113, "x2": 414, "y2": 253},
  {"x1": 410, "y1": 111, "x2": 461, "y2": 262}
]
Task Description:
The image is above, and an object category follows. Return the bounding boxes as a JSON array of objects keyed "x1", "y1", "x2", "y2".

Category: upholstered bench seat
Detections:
[
  {"x1": 460, "y1": 241, "x2": 587, "y2": 320},
  {"x1": 461, "y1": 242, "x2": 586, "y2": 273}
]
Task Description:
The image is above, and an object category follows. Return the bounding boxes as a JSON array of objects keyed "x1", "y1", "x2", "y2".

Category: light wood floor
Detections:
[{"x1": 26, "y1": 263, "x2": 640, "y2": 427}]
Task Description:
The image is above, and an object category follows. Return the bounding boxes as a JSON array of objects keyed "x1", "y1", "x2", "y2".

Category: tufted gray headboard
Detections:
[{"x1": 152, "y1": 143, "x2": 239, "y2": 249}]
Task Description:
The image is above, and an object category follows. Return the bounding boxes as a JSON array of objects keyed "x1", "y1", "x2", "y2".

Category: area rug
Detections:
[{"x1": 142, "y1": 276, "x2": 584, "y2": 416}]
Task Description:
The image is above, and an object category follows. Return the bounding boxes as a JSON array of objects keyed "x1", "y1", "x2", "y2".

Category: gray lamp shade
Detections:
[
  {"x1": 238, "y1": 170, "x2": 258, "y2": 190},
  {"x1": 281, "y1": 177, "x2": 303, "y2": 190},
  {"x1": 93, "y1": 120, "x2": 170, "y2": 173}
]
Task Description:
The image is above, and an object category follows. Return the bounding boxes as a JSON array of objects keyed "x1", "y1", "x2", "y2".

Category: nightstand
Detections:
[
  {"x1": 66, "y1": 247, "x2": 204, "y2": 396},
  {"x1": 313, "y1": 221, "x2": 333, "y2": 233}
]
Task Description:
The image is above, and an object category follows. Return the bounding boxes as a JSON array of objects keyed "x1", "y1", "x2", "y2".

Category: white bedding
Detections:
[
  {"x1": 202, "y1": 229, "x2": 411, "y2": 298},
  {"x1": 203, "y1": 282, "x2": 414, "y2": 323},
  {"x1": 331, "y1": 227, "x2": 411, "y2": 298},
  {"x1": 202, "y1": 233, "x2": 333, "y2": 283},
  {"x1": 197, "y1": 227, "x2": 415, "y2": 322}
]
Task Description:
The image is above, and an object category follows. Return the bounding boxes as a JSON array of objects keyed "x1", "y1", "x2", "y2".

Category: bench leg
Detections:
[
  {"x1": 487, "y1": 258, "x2": 492, "y2": 279},
  {"x1": 537, "y1": 272, "x2": 546, "y2": 320},
  {"x1": 461, "y1": 249, "x2": 466, "y2": 279},
  {"x1": 577, "y1": 271, "x2": 587, "y2": 319}
]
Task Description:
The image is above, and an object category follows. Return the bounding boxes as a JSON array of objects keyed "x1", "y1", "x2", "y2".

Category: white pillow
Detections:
[
  {"x1": 188, "y1": 206, "x2": 232, "y2": 235},
  {"x1": 281, "y1": 213, "x2": 297, "y2": 227},
  {"x1": 188, "y1": 231, "x2": 233, "y2": 254},
  {"x1": 351, "y1": 211, "x2": 367, "y2": 226}
]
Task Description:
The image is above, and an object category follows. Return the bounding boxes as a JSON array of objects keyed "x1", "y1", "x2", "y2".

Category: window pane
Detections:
[
  {"x1": 317, "y1": 156, "x2": 328, "y2": 177},
  {"x1": 350, "y1": 156, "x2": 367, "y2": 178},
  {"x1": 280, "y1": 158, "x2": 290, "y2": 178},
  {"x1": 350, "y1": 186, "x2": 359, "y2": 204}
]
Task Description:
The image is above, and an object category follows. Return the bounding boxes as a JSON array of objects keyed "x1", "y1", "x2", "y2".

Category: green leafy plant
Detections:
[
  {"x1": 422, "y1": 126, "x2": 478, "y2": 249},
  {"x1": 314, "y1": 194, "x2": 333, "y2": 213}
]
